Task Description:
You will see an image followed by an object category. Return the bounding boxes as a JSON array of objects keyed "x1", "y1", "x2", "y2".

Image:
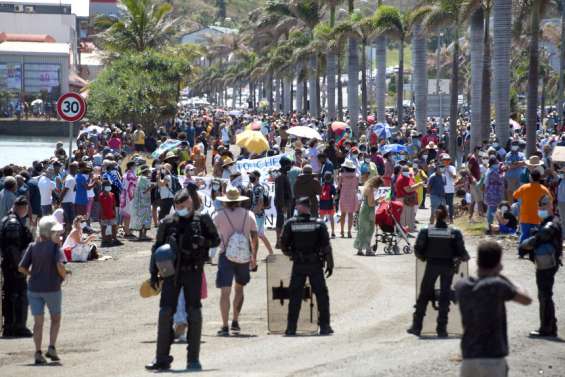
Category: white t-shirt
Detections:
[
  {"x1": 443, "y1": 165, "x2": 457, "y2": 194},
  {"x1": 62, "y1": 174, "x2": 76, "y2": 203},
  {"x1": 53, "y1": 207, "x2": 64, "y2": 224},
  {"x1": 38, "y1": 175, "x2": 56, "y2": 206}
]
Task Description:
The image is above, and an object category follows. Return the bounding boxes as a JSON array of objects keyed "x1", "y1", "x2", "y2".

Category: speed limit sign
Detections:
[{"x1": 56, "y1": 92, "x2": 87, "y2": 122}]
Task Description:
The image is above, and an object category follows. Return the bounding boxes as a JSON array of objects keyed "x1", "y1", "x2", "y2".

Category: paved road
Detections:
[{"x1": 1, "y1": 207, "x2": 564, "y2": 376}]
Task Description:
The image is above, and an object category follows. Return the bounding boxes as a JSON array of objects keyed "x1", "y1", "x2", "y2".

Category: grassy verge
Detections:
[{"x1": 453, "y1": 217, "x2": 486, "y2": 237}]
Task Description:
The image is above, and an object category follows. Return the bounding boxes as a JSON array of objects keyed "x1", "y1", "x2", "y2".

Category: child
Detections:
[
  {"x1": 99, "y1": 179, "x2": 121, "y2": 247},
  {"x1": 319, "y1": 171, "x2": 337, "y2": 238},
  {"x1": 492, "y1": 201, "x2": 518, "y2": 234}
]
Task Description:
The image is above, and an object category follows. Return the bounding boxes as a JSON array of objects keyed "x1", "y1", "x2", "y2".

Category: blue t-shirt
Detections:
[
  {"x1": 428, "y1": 173, "x2": 445, "y2": 197},
  {"x1": 74, "y1": 173, "x2": 88, "y2": 205},
  {"x1": 504, "y1": 151, "x2": 525, "y2": 179}
]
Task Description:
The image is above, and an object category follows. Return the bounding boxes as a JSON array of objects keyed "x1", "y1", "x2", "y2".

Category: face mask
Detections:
[
  {"x1": 80, "y1": 222, "x2": 87, "y2": 228},
  {"x1": 212, "y1": 183, "x2": 220, "y2": 190},
  {"x1": 500, "y1": 206, "x2": 509, "y2": 213},
  {"x1": 422, "y1": 155, "x2": 428, "y2": 160},
  {"x1": 176, "y1": 208, "x2": 190, "y2": 217},
  {"x1": 364, "y1": 158, "x2": 371, "y2": 164},
  {"x1": 402, "y1": 172, "x2": 410, "y2": 177},
  {"x1": 104, "y1": 186, "x2": 112, "y2": 192},
  {"x1": 440, "y1": 167, "x2": 446, "y2": 173},
  {"x1": 511, "y1": 146, "x2": 519, "y2": 152},
  {"x1": 538, "y1": 210, "x2": 549, "y2": 219}
]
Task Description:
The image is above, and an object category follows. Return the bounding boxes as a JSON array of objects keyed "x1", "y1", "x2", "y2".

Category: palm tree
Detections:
[
  {"x1": 469, "y1": 7, "x2": 484, "y2": 149},
  {"x1": 373, "y1": 5, "x2": 409, "y2": 125},
  {"x1": 374, "y1": 0, "x2": 387, "y2": 124},
  {"x1": 421, "y1": 0, "x2": 466, "y2": 158},
  {"x1": 515, "y1": 0, "x2": 560, "y2": 155},
  {"x1": 492, "y1": 0, "x2": 512, "y2": 145},
  {"x1": 481, "y1": 0, "x2": 493, "y2": 144},
  {"x1": 558, "y1": 0, "x2": 565, "y2": 121},
  {"x1": 347, "y1": 0, "x2": 360, "y2": 136},
  {"x1": 94, "y1": 0, "x2": 179, "y2": 55},
  {"x1": 321, "y1": 0, "x2": 346, "y2": 120}
]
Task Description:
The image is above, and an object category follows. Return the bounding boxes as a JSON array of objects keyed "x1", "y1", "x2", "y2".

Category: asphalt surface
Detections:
[{"x1": 0, "y1": 207, "x2": 564, "y2": 376}]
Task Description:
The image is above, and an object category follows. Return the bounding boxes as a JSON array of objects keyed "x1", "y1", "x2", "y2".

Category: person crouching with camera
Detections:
[{"x1": 145, "y1": 186, "x2": 220, "y2": 371}]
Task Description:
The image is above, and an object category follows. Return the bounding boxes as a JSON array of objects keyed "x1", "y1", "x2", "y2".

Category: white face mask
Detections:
[
  {"x1": 104, "y1": 186, "x2": 112, "y2": 192},
  {"x1": 80, "y1": 222, "x2": 87, "y2": 228},
  {"x1": 511, "y1": 145, "x2": 519, "y2": 152},
  {"x1": 402, "y1": 172, "x2": 410, "y2": 177},
  {"x1": 422, "y1": 155, "x2": 428, "y2": 160}
]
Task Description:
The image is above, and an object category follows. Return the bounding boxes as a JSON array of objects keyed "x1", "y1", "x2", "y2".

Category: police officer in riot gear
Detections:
[
  {"x1": 1, "y1": 196, "x2": 34, "y2": 337},
  {"x1": 408, "y1": 204, "x2": 469, "y2": 338},
  {"x1": 519, "y1": 211, "x2": 562, "y2": 337},
  {"x1": 146, "y1": 187, "x2": 220, "y2": 371},
  {"x1": 280, "y1": 196, "x2": 334, "y2": 336}
]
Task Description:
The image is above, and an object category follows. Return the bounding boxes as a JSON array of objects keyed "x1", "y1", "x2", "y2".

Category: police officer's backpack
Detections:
[
  {"x1": 154, "y1": 244, "x2": 176, "y2": 278},
  {"x1": 177, "y1": 213, "x2": 207, "y2": 262}
]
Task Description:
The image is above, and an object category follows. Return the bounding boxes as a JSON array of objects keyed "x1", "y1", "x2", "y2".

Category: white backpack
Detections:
[{"x1": 223, "y1": 211, "x2": 251, "y2": 264}]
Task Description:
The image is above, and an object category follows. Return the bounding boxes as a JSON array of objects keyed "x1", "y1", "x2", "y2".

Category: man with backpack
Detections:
[
  {"x1": 158, "y1": 163, "x2": 181, "y2": 220},
  {"x1": 213, "y1": 186, "x2": 258, "y2": 336},
  {"x1": 248, "y1": 170, "x2": 274, "y2": 258},
  {"x1": 146, "y1": 187, "x2": 220, "y2": 371}
]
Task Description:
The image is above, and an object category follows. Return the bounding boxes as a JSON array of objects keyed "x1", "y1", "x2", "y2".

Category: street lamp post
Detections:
[{"x1": 436, "y1": 32, "x2": 443, "y2": 119}]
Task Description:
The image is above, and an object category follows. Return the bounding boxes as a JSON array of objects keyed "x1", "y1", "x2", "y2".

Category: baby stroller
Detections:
[{"x1": 372, "y1": 200, "x2": 412, "y2": 255}]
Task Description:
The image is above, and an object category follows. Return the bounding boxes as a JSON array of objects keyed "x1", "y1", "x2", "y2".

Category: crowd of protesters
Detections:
[{"x1": 0, "y1": 103, "x2": 563, "y2": 371}]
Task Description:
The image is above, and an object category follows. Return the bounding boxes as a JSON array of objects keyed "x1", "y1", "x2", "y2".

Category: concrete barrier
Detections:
[{"x1": 0, "y1": 120, "x2": 81, "y2": 137}]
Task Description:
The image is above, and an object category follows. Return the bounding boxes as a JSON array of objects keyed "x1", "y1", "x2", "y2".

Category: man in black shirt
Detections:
[{"x1": 455, "y1": 241, "x2": 532, "y2": 377}]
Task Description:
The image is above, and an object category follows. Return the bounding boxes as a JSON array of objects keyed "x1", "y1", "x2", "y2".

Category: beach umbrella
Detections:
[
  {"x1": 367, "y1": 115, "x2": 376, "y2": 124},
  {"x1": 374, "y1": 123, "x2": 392, "y2": 139},
  {"x1": 380, "y1": 143, "x2": 408, "y2": 154},
  {"x1": 331, "y1": 121, "x2": 347, "y2": 133},
  {"x1": 31, "y1": 99, "x2": 43, "y2": 106},
  {"x1": 228, "y1": 110, "x2": 242, "y2": 117},
  {"x1": 286, "y1": 126, "x2": 322, "y2": 140},
  {"x1": 236, "y1": 130, "x2": 269, "y2": 154}
]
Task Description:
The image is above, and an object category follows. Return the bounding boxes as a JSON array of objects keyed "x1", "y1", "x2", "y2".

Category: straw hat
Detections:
[
  {"x1": 342, "y1": 159, "x2": 356, "y2": 170},
  {"x1": 426, "y1": 141, "x2": 438, "y2": 150},
  {"x1": 139, "y1": 279, "x2": 161, "y2": 298},
  {"x1": 164, "y1": 151, "x2": 177, "y2": 161},
  {"x1": 525, "y1": 156, "x2": 543, "y2": 167},
  {"x1": 217, "y1": 186, "x2": 249, "y2": 202},
  {"x1": 222, "y1": 157, "x2": 235, "y2": 167},
  {"x1": 441, "y1": 153, "x2": 452, "y2": 161}
]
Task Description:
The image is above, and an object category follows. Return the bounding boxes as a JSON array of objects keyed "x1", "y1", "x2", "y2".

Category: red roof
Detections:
[{"x1": 0, "y1": 33, "x2": 56, "y2": 43}]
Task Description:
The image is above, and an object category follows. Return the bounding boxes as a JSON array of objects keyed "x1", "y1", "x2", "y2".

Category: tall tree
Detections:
[
  {"x1": 94, "y1": 0, "x2": 179, "y2": 56},
  {"x1": 322, "y1": 0, "x2": 346, "y2": 120},
  {"x1": 347, "y1": 0, "x2": 360, "y2": 136},
  {"x1": 375, "y1": 0, "x2": 386, "y2": 124},
  {"x1": 493, "y1": 0, "x2": 512, "y2": 145},
  {"x1": 469, "y1": 7, "x2": 484, "y2": 149}
]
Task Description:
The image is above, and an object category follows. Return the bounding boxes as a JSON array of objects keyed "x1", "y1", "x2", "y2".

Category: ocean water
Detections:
[{"x1": 0, "y1": 136, "x2": 65, "y2": 167}]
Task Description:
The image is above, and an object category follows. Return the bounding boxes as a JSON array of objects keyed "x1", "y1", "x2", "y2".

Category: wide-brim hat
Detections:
[
  {"x1": 217, "y1": 186, "x2": 249, "y2": 202},
  {"x1": 139, "y1": 279, "x2": 161, "y2": 298},
  {"x1": 222, "y1": 157, "x2": 235, "y2": 167},
  {"x1": 426, "y1": 142, "x2": 438, "y2": 150},
  {"x1": 342, "y1": 159, "x2": 356, "y2": 170},
  {"x1": 164, "y1": 151, "x2": 177, "y2": 161},
  {"x1": 525, "y1": 156, "x2": 543, "y2": 167}
]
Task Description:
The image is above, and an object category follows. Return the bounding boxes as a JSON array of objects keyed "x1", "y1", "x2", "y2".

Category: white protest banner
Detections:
[{"x1": 234, "y1": 154, "x2": 287, "y2": 181}]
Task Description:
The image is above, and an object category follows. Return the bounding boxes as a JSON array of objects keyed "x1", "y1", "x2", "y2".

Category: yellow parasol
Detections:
[
  {"x1": 236, "y1": 130, "x2": 270, "y2": 154},
  {"x1": 245, "y1": 121, "x2": 262, "y2": 131}
]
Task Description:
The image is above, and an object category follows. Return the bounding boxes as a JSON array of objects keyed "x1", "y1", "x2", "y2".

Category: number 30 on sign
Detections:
[{"x1": 56, "y1": 92, "x2": 87, "y2": 122}]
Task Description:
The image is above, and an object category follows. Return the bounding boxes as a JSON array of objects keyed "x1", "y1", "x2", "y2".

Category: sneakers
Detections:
[
  {"x1": 319, "y1": 325, "x2": 334, "y2": 336},
  {"x1": 145, "y1": 356, "x2": 173, "y2": 371},
  {"x1": 217, "y1": 326, "x2": 229, "y2": 337},
  {"x1": 230, "y1": 321, "x2": 241, "y2": 334},
  {"x1": 46, "y1": 346, "x2": 60, "y2": 362},
  {"x1": 186, "y1": 361, "x2": 202, "y2": 371},
  {"x1": 529, "y1": 329, "x2": 558, "y2": 338},
  {"x1": 35, "y1": 351, "x2": 47, "y2": 365}
]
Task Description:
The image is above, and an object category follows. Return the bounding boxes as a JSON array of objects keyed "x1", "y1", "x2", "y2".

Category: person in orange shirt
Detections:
[{"x1": 513, "y1": 170, "x2": 553, "y2": 247}]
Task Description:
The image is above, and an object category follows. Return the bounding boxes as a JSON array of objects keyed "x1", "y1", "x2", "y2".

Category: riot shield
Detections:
[
  {"x1": 266, "y1": 254, "x2": 318, "y2": 334},
  {"x1": 415, "y1": 259, "x2": 469, "y2": 336}
]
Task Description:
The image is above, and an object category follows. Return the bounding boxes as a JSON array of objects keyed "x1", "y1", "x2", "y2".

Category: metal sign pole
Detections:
[{"x1": 68, "y1": 121, "x2": 73, "y2": 162}]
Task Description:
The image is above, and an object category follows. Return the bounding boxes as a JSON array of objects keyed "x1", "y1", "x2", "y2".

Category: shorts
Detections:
[
  {"x1": 499, "y1": 224, "x2": 516, "y2": 234},
  {"x1": 469, "y1": 183, "x2": 482, "y2": 203},
  {"x1": 255, "y1": 213, "x2": 266, "y2": 236},
  {"x1": 28, "y1": 290, "x2": 62, "y2": 316},
  {"x1": 216, "y1": 252, "x2": 250, "y2": 288},
  {"x1": 460, "y1": 358, "x2": 508, "y2": 377},
  {"x1": 61, "y1": 202, "x2": 75, "y2": 225},
  {"x1": 430, "y1": 195, "x2": 446, "y2": 212},
  {"x1": 319, "y1": 209, "x2": 336, "y2": 216},
  {"x1": 100, "y1": 218, "x2": 116, "y2": 226}
]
